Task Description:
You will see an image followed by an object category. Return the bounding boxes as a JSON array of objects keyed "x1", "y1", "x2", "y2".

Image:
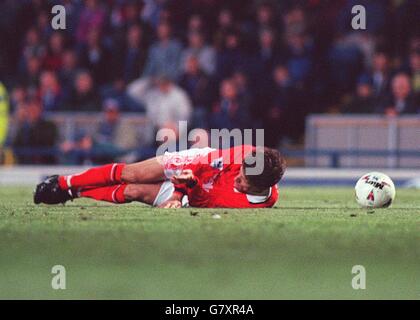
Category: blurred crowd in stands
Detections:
[{"x1": 0, "y1": 0, "x2": 420, "y2": 165}]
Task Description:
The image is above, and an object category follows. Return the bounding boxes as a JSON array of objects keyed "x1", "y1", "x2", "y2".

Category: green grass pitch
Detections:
[{"x1": 0, "y1": 186, "x2": 419, "y2": 299}]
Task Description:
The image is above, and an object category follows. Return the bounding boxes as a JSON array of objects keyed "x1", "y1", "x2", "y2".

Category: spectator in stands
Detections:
[
  {"x1": 213, "y1": 8, "x2": 235, "y2": 50},
  {"x1": 209, "y1": 78, "x2": 250, "y2": 130},
  {"x1": 93, "y1": 99, "x2": 125, "y2": 163},
  {"x1": 246, "y1": 2, "x2": 280, "y2": 46},
  {"x1": 38, "y1": 71, "x2": 62, "y2": 112},
  {"x1": 127, "y1": 75, "x2": 192, "y2": 136},
  {"x1": 12, "y1": 99, "x2": 58, "y2": 164},
  {"x1": 284, "y1": 32, "x2": 313, "y2": 89},
  {"x1": 60, "y1": 113, "x2": 126, "y2": 164},
  {"x1": 187, "y1": 14, "x2": 204, "y2": 34},
  {"x1": 334, "y1": 1, "x2": 380, "y2": 69},
  {"x1": 282, "y1": 6, "x2": 306, "y2": 40},
  {"x1": 19, "y1": 27, "x2": 45, "y2": 74},
  {"x1": 21, "y1": 55, "x2": 42, "y2": 89},
  {"x1": 58, "y1": 49, "x2": 79, "y2": 99},
  {"x1": 181, "y1": 31, "x2": 216, "y2": 76},
  {"x1": 36, "y1": 9, "x2": 52, "y2": 40},
  {"x1": 179, "y1": 55, "x2": 213, "y2": 128},
  {"x1": 100, "y1": 78, "x2": 145, "y2": 112},
  {"x1": 216, "y1": 31, "x2": 248, "y2": 80},
  {"x1": 342, "y1": 75, "x2": 376, "y2": 114},
  {"x1": 231, "y1": 70, "x2": 254, "y2": 123},
  {"x1": 60, "y1": 130, "x2": 95, "y2": 165},
  {"x1": 111, "y1": 0, "x2": 146, "y2": 33},
  {"x1": 257, "y1": 2, "x2": 277, "y2": 31},
  {"x1": 256, "y1": 28, "x2": 280, "y2": 79},
  {"x1": 75, "y1": 0, "x2": 106, "y2": 45},
  {"x1": 10, "y1": 85, "x2": 27, "y2": 112},
  {"x1": 142, "y1": 21, "x2": 183, "y2": 80},
  {"x1": 95, "y1": 99, "x2": 122, "y2": 144},
  {"x1": 62, "y1": 70, "x2": 101, "y2": 111},
  {"x1": 78, "y1": 28, "x2": 112, "y2": 85},
  {"x1": 59, "y1": 0, "x2": 82, "y2": 35},
  {"x1": 377, "y1": 73, "x2": 419, "y2": 115},
  {"x1": 141, "y1": 0, "x2": 165, "y2": 29},
  {"x1": 328, "y1": 35, "x2": 364, "y2": 98},
  {"x1": 359, "y1": 50, "x2": 392, "y2": 100},
  {"x1": 117, "y1": 24, "x2": 148, "y2": 84},
  {"x1": 263, "y1": 65, "x2": 298, "y2": 148},
  {"x1": 43, "y1": 32, "x2": 65, "y2": 71}
]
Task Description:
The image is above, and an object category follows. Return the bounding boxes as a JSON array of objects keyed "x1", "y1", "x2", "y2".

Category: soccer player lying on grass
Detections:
[{"x1": 34, "y1": 145, "x2": 286, "y2": 208}]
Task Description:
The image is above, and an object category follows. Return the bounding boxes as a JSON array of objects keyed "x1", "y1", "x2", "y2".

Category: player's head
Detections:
[{"x1": 234, "y1": 147, "x2": 286, "y2": 193}]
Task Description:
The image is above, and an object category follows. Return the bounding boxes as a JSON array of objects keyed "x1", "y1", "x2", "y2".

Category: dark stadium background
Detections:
[{"x1": 0, "y1": 0, "x2": 419, "y2": 167}]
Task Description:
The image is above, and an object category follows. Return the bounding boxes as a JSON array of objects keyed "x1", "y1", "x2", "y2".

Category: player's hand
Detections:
[
  {"x1": 171, "y1": 169, "x2": 196, "y2": 185},
  {"x1": 159, "y1": 199, "x2": 182, "y2": 208}
]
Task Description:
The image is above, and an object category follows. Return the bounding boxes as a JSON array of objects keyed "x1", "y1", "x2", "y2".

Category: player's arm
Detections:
[
  {"x1": 170, "y1": 169, "x2": 198, "y2": 187},
  {"x1": 158, "y1": 170, "x2": 197, "y2": 208}
]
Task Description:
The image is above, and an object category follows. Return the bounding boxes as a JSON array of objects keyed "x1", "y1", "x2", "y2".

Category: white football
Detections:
[{"x1": 355, "y1": 172, "x2": 396, "y2": 208}]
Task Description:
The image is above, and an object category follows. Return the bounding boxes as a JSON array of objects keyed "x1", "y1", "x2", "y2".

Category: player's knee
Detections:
[{"x1": 124, "y1": 184, "x2": 145, "y2": 201}]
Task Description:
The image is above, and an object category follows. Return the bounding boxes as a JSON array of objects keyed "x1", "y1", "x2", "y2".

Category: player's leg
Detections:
[
  {"x1": 78, "y1": 182, "x2": 164, "y2": 206},
  {"x1": 56, "y1": 147, "x2": 214, "y2": 191},
  {"x1": 123, "y1": 181, "x2": 176, "y2": 207},
  {"x1": 121, "y1": 156, "x2": 166, "y2": 184},
  {"x1": 35, "y1": 148, "x2": 205, "y2": 205},
  {"x1": 58, "y1": 156, "x2": 166, "y2": 190}
]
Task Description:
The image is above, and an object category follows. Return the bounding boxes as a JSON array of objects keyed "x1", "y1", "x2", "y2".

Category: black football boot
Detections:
[{"x1": 34, "y1": 175, "x2": 74, "y2": 205}]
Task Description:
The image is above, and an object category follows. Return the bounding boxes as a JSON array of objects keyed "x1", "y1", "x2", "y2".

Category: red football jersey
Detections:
[{"x1": 162, "y1": 145, "x2": 279, "y2": 208}]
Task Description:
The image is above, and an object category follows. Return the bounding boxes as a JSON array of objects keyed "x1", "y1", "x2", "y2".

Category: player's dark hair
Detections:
[{"x1": 243, "y1": 147, "x2": 286, "y2": 190}]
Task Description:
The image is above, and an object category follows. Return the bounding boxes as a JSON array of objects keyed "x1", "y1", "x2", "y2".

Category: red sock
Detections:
[
  {"x1": 59, "y1": 163, "x2": 125, "y2": 190},
  {"x1": 79, "y1": 184, "x2": 128, "y2": 203}
]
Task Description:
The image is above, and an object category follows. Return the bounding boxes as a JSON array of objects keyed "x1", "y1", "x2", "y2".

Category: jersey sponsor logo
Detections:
[{"x1": 210, "y1": 157, "x2": 224, "y2": 170}]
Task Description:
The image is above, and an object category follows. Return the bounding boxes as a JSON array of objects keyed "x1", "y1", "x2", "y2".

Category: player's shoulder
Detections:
[
  {"x1": 225, "y1": 144, "x2": 256, "y2": 165},
  {"x1": 201, "y1": 145, "x2": 256, "y2": 167}
]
